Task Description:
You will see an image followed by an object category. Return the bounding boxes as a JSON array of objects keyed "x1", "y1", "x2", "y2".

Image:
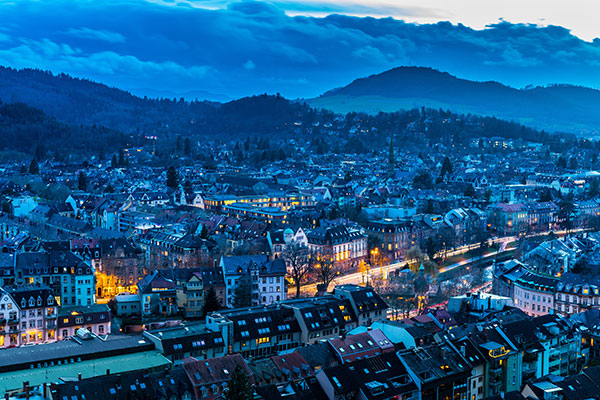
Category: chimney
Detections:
[
  {"x1": 78, "y1": 373, "x2": 82, "y2": 381},
  {"x1": 460, "y1": 345, "x2": 466, "y2": 356},
  {"x1": 107, "y1": 369, "x2": 110, "y2": 375},
  {"x1": 440, "y1": 348, "x2": 446, "y2": 359}
]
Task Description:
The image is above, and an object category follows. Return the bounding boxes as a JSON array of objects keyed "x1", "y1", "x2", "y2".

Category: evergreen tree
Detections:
[
  {"x1": 440, "y1": 156, "x2": 453, "y2": 177},
  {"x1": 200, "y1": 224, "x2": 209, "y2": 239},
  {"x1": 556, "y1": 156, "x2": 567, "y2": 169},
  {"x1": 111, "y1": 154, "x2": 118, "y2": 168},
  {"x1": 224, "y1": 366, "x2": 253, "y2": 400},
  {"x1": 464, "y1": 184, "x2": 476, "y2": 198},
  {"x1": 184, "y1": 180, "x2": 193, "y2": 195},
  {"x1": 201, "y1": 286, "x2": 221, "y2": 317},
  {"x1": 233, "y1": 274, "x2": 252, "y2": 308},
  {"x1": 78, "y1": 172, "x2": 87, "y2": 191},
  {"x1": 118, "y1": 149, "x2": 125, "y2": 167},
  {"x1": 184, "y1": 138, "x2": 191, "y2": 156},
  {"x1": 387, "y1": 134, "x2": 395, "y2": 176},
  {"x1": 166, "y1": 166, "x2": 178, "y2": 189},
  {"x1": 29, "y1": 158, "x2": 39, "y2": 174}
]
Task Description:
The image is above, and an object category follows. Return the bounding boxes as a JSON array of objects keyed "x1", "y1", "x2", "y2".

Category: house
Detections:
[
  {"x1": 57, "y1": 303, "x2": 111, "y2": 340},
  {"x1": 220, "y1": 255, "x2": 287, "y2": 307},
  {"x1": 143, "y1": 321, "x2": 226, "y2": 364},
  {"x1": 137, "y1": 270, "x2": 178, "y2": 316},
  {"x1": 3, "y1": 284, "x2": 58, "y2": 347},
  {"x1": 306, "y1": 225, "x2": 367, "y2": 270},
  {"x1": 182, "y1": 354, "x2": 254, "y2": 400}
]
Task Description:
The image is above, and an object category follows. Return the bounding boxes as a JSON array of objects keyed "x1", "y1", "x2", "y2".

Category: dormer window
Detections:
[
  {"x1": 47, "y1": 296, "x2": 54, "y2": 305},
  {"x1": 37, "y1": 297, "x2": 42, "y2": 306},
  {"x1": 21, "y1": 299, "x2": 26, "y2": 308}
]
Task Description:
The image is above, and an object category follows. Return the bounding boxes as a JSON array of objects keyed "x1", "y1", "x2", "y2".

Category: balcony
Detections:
[{"x1": 7, "y1": 318, "x2": 18, "y2": 325}]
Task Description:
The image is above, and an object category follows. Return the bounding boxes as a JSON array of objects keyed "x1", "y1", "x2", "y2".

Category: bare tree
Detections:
[
  {"x1": 283, "y1": 240, "x2": 311, "y2": 298},
  {"x1": 313, "y1": 253, "x2": 342, "y2": 292}
]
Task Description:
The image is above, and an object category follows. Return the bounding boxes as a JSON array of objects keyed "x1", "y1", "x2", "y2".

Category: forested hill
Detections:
[
  {"x1": 0, "y1": 67, "x2": 312, "y2": 136},
  {"x1": 309, "y1": 66, "x2": 600, "y2": 135}
]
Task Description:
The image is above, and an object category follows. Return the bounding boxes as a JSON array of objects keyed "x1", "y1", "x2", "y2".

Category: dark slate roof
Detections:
[
  {"x1": 58, "y1": 304, "x2": 111, "y2": 329},
  {"x1": 322, "y1": 352, "x2": 417, "y2": 400},
  {"x1": 137, "y1": 270, "x2": 176, "y2": 294},
  {"x1": 51, "y1": 366, "x2": 192, "y2": 400},
  {"x1": 0, "y1": 334, "x2": 154, "y2": 373},
  {"x1": 146, "y1": 323, "x2": 225, "y2": 356},
  {"x1": 306, "y1": 225, "x2": 364, "y2": 246},
  {"x1": 397, "y1": 342, "x2": 471, "y2": 387},
  {"x1": 216, "y1": 306, "x2": 300, "y2": 342},
  {"x1": 294, "y1": 342, "x2": 338, "y2": 370},
  {"x1": 4, "y1": 284, "x2": 55, "y2": 310},
  {"x1": 182, "y1": 353, "x2": 254, "y2": 387}
]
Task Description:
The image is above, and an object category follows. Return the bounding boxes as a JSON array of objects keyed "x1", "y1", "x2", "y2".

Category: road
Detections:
[{"x1": 299, "y1": 229, "x2": 584, "y2": 295}]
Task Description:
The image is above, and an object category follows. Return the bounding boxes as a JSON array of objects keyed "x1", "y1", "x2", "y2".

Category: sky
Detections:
[{"x1": 1, "y1": 0, "x2": 600, "y2": 100}]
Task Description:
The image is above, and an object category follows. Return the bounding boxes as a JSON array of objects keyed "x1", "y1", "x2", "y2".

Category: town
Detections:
[{"x1": 0, "y1": 100, "x2": 600, "y2": 400}]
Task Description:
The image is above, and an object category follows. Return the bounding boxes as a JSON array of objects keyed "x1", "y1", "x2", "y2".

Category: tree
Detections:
[
  {"x1": 233, "y1": 274, "x2": 252, "y2": 308},
  {"x1": 440, "y1": 156, "x2": 453, "y2": 177},
  {"x1": 184, "y1": 180, "x2": 193, "y2": 195},
  {"x1": 184, "y1": 138, "x2": 192, "y2": 156},
  {"x1": 224, "y1": 366, "x2": 253, "y2": 400},
  {"x1": 558, "y1": 199, "x2": 577, "y2": 232},
  {"x1": 412, "y1": 171, "x2": 433, "y2": 189},
  {"x1": 282, "y1": 240, "x2": 310, "y2": 298},
  {"x1": 201, "y1": 286, "x2": 221, "y2": 317},
  {"x1": 29, "y1": 158, "x2": 39, "y2": 174},
  {"x1": 200, "y1": 224, "x2": 209, "y2": 239},
  {"x1": 118, "y1": 148, "x2": 125, "y2": 167},
  {"x1": 405, "y1": 246, "x2": 424, "y2": 273},
  {"x1": 78, "y1": 171, "x2": 87, "y2": 191},
  {"x1": 423, "y1": 237, "x2": 439, "y2": 263},
  {"x1": 387, "y1": 134, "x2": 395, "y2": 176},
  {"x1": 313, "y1": 254, "x2": 341, "y2": 292},
  {"x1": 463, "y1": 184, "x2": 476, "y2": 198},
  {"x1": 166, "y1": 166, "x2": 178, "y2": 189},
  {"x1": 539, "y1": 188, "x2": 553, "y2": 202},
  {"x1": 569, "y1": 156, "x2": 578, "y2": 170},
  {"x1": 556, "y1": 156, "x2": 567, "y2": 169},
  {"x1": 111, "y1": 154, "x2": 118, "y2": 168}
]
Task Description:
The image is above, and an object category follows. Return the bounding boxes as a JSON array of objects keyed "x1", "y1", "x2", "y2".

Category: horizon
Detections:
[{"x1": 1, "y1": 0, "x2": 600, "y2": 99}]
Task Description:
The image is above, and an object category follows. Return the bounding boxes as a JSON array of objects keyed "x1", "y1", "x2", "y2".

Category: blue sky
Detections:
[{"x1": 1, "y1": 0, "x2": 600, "y2": 100}]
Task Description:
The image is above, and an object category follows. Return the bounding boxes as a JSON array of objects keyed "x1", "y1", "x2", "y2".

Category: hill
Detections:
[
  {"x1": 0, "y1": 67, "x2": 311, "y2": 137},
  {"x1": 308, "y1": 67, "x2": 600, "y2": 135}
]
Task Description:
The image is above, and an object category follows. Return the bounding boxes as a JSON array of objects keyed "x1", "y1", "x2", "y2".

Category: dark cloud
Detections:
[{"x1": 0, "y1": 0, "x2": 599, "y2": 99}]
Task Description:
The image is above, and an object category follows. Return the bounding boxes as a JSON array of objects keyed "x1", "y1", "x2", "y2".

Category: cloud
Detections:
[
  {"x1": 0, "y1": 0, "x2": 599, "y2": 99},
  {"x1": 65, "y1": 27, "x2": 126, "y2": 43}
]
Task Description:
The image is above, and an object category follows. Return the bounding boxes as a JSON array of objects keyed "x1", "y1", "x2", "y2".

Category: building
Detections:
[
  {"x1": 15, "y1": 251, "x2": 96, "y2": 306},
  {"x1": 206, "y1": 305, "x2": 302, "y2": 360},
  {"x1": 3, "y1": 284, "x2": 57, "y2": 347},
  {"x1": 487, "y1": 203, "x2": 528, "y2": 236},
  {"x1": 332, "y1": 285, "x2": 388, "y2": 326},
  {"x1": 220, "y1": 255, "x2": 287, "y2": 308},
  {"x1": 143, "y1": 322, "x2": 226, "y2": 364},
  {"x1": 306, "y1": 225, "x2": 367, "y2": 270},
  {"x1": 57, "y1": 304, "x2": 111, "y2": 340},
  {"x1": 137, "y1": 270, "x2": 178, "y2": 316}
]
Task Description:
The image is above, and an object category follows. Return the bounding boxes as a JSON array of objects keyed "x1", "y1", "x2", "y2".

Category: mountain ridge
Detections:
[{"x1": 310, "y1": 66, "x2": 600, "y2": 135}]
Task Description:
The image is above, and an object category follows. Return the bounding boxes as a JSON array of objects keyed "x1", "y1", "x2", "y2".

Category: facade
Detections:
[
  {"x1": 139, "y1": 229, "x2": 216, "y2": 271},
  {"x1": 487, "y1": 203, "x2": 528, "y2": 236},
  {"x1": 15, "y1": 251, "x2": 96, "y2": 306},
  {"x1": 57, "y1": 304, "x2": 111, "y2": 340},
  {"x1": 220, "y1": 255, "x2": 287, "y2": 308},
  {"x1": 137, "y1": 270, "x2": 178, "y2": 316},
  {"x1": 306, "y1": 225, "x2": 367, "y2": 269},
  {"x1": 3, "y1": 285, "x2": 58, "y2": 347}
]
